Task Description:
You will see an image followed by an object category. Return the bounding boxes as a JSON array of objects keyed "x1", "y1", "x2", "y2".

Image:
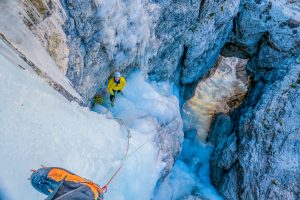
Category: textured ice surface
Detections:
[{"x1": 0, "y1": 55, "x2": 174, "y2": 200}]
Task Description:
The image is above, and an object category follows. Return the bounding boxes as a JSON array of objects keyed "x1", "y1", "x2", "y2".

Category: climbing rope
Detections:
[
  {"x1": 101, "y1": 117, "x2": 131, "y2": 193},
  {"x1": 127, "y1": 140, "x2": 149, "y2": 158},
  {"x1": 92, "y1": 89, "x2": 151, "y2": 193},
  {"x1": 100, "y1": 117, "x2": 153, "y2": 194}
]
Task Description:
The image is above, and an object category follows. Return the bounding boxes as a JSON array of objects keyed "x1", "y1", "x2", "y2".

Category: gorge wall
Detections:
[
  {"x1": 18, "y1": 0, "x2": 241, "y2": 102},
  {"x1": 208, "y1": 1, "x2": 300, "y2": 199}
]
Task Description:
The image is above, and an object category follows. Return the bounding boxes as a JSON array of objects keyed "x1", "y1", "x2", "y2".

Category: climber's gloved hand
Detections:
[{"x1": 110, "y1": 94, "x2": 115, "y2": 102}]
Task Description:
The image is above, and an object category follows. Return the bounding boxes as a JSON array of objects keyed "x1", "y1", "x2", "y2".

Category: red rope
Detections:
[{"x1": 101, "y1": 127, "x2": 130, "y2": 192}]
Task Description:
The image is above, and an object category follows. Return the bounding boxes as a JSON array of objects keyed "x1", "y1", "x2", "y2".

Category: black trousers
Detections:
[{"x1": 110, "y1": 90, "x2": 120, "y2": 102}]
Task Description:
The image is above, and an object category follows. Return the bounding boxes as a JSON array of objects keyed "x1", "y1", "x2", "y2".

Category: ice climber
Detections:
[{"x1": 107, "y1": 71, "x2": 126, "y2": 106}]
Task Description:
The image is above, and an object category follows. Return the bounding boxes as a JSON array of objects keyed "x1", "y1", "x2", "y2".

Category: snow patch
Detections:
[{"x1": 0, "y1": 50, "x2": 182, "y2": 200}]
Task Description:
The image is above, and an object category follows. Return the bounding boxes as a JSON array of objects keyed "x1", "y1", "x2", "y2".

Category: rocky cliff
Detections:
[
  {"x1": 17, "y1": 0, "x2": 241, "y2": 102},
  {"x1": 209, "y1": 0, "x2": 300, "y2": 199}
]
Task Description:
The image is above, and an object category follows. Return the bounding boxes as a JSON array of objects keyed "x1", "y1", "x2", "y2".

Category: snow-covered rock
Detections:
[
  {"x1": 21, "y1": 0, "x2": 70, "y2": 74},
  {"x1": 0, "y1": 0, "x2": 81, "y2": 103}
]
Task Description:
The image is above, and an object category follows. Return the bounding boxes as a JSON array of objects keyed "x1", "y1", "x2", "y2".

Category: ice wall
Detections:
[{"x1": 0, "y1": 54, "x2": 181, "y2": 200}]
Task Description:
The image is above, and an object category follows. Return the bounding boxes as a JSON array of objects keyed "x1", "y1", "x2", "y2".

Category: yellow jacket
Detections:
[{"x1": 107, "y1": 77, "x2": 126, "y2": 95}]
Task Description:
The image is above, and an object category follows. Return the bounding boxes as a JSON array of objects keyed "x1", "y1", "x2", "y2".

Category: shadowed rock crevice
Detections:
[
  {"x1": 198, "y1": 0, "x2": 206, "y2": 19},
  {"x1": 221, "y1": 42, "x2": 250, "y2": 59}
]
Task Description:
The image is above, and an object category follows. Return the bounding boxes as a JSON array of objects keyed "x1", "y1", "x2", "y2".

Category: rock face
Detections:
[
  {"x1": 0, "y1": 0, "x2": 82, "y2": 102},
  {"x1": 182, "y1": 56, "x2": 248, "y2": 140},
  {"x1": 209, "y1": 70, "x2": 300, "y2": 200},
  {"x1": 60, "y1": 0, "x2": 160, "y2": 101},
  {"x1": 19, "y1": 0, "x2": 241, "y2": 102},
  {"x1": 28, "y1": 0, "x2": 240, "y2": 102},
  {"x1": 147, "y1": 0, "x2": 240, "y2": 100},
  {"x1": 21, "y1": 0, "x2": 70, "y2": 74},
  {"x1": 19, "y1": 0, "x2": 160, "y2": 102},
  {"x1": 209, "y1": 0, "x2": 300, "y2": 199}
]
